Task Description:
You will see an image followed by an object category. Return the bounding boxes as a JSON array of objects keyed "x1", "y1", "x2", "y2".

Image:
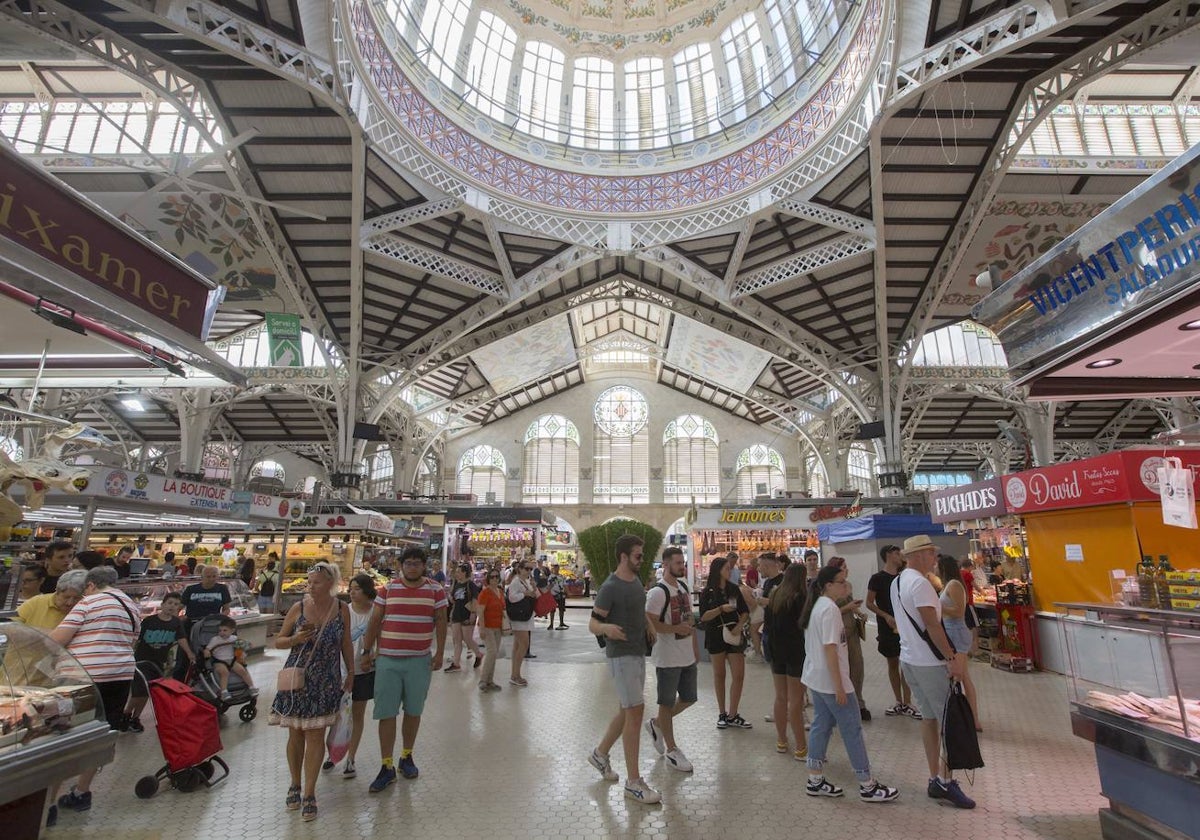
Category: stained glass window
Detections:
[
  {"x1": 593, "y1": 386, "x2": 649, "y2": 503},
  {"x1": 734, "y1": 445, "x2": 785, "y2": 503},
  {"x1": 457, "y1": 445, "x2": 506, "y2": 503}
]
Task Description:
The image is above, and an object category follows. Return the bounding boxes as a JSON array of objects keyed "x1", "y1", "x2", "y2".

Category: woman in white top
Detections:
[
  {"x1": 800, "y1": 565, "x2": 898, "y2": 804},
  {"x1": 506, "y1": 561, "x2": 538, "y2": 686},
  {"x1": 323, "y1": 573, "x2": 377, "y2": 779}
]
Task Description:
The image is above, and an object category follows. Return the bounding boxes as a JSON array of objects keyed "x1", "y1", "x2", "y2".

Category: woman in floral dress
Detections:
[{"x1": 270, "y1": 562, "x2": 353, "y2": 821}]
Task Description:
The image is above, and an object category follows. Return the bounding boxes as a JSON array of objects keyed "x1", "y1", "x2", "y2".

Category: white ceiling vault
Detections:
[{"x1": 0, "y1": 0, "x2": 1196, "y2": 486}]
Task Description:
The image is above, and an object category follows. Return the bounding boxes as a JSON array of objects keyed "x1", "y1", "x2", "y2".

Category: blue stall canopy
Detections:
[{"x1": 818, "y1": 514, "x2": 939, "y2": 544}]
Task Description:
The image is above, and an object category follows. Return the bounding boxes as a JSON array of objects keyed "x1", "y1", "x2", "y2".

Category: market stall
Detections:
[
  {"x1": 688, "y1": 503, "x2": 825, "y2": 590},
  {"x1": 443, "y1": 506, "x2": 556, "y2": 579},
  {"x1": 276, "y1": 511, "x2": 394, "y2": 610}
]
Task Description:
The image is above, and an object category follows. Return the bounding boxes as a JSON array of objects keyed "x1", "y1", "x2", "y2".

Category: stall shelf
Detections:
[
  {"x1": 1056, "y1": 602, "x2": 1200, "y2": 840},
  {"x1": 0, "y1": 622, "x2": 116, "y2": 838}
]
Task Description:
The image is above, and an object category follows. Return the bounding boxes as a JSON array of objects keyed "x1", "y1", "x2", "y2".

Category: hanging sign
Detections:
[
  {"x1": 265, "y1": 312, "x2": 303, "y2": 366},
  {"x1": 1156, "y1": 457, "x2": 1198, "y2": 530},
  {"x1": 929, "y1": 478, "x2": 1006, "y2": 523}
]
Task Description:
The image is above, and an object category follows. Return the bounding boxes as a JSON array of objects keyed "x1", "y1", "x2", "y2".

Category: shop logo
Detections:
[
  {"x1": 718, "y1": 509, "x2": 786, "y2": 524},
  {"x1": 279, "y1": 500, "x2": 290, "y2": 518},
  {"x1": 1005, "y1": 477, "x2": 1028, "y2": 509},
  {"x1": 104, "y1": 470, "x2": 129, "y2": 497},
  {"x1": 1139, "y1": 457, "x2": 1165, "y2": 493},
  {"x1": 134, "y1": 473, "x2": 149, "y2": 490}
]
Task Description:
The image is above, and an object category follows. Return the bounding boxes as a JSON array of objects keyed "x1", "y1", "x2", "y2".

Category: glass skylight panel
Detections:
[
  {"x1": 672, "y1": 44, "x2": 719, "y2": 143},
  {"x1": 466, "y1": 12, "x2": 517, "y2": 120},
  {"x1": 570, "y1": 57, "x2": 615, "y2": 150},
  {"x1": 765, "y1": 0, "x2": 798, "y2": 87},
  {"x1": 518, "y1": 41, "x2": 564, "y2": 141},
  {"x1": 624, "y1": 57, "x2": 667, "y2": 148},
  {"x1": 421, "y1": 0, "x2": 469, "y2": 88}
]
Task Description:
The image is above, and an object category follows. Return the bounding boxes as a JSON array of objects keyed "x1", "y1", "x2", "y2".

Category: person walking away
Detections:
[
  {"x1": 766, "y1": 563, "x2": 809, "y2": 761},
  {"x1": 583, "y1": 567, "x2": 592, "y2": 598},
  {"x1": 474, "y1": 571, "x2": 506, "y2": 691},
  {"x1": 588, "y1": 534, "x2": 660, "y2": 804},
  {"x1": 549, "y1": 563, "x2": 569, "y2": 629},
  {"x1": 742, "y1": 556, "x2": 766, "y2": 663},
  {"x1": 698, "y1": 556, "x2": 752, "y2": 730},
  {"x1": 361, "y1": 547, "x2": 447, "y2": 793},
  {"x1": 270, "y1": 562, "x2": 354, "y2": 821},
  {"x1": 801, "y1": 565, "x2": 899, "y2": 803},
  {"x1": 938, "y1": 554, "x2": 980, "y2": 730},
  {"x1": 892, "y1": 535, "x2": 975, "y2": 809},
  {"x1": 506, "y1": 560, "x2": 538, "y2": 684},
  {"x1": 446, "y1": 563, "x2": 483, "y2": 672},
  {"x1": 324, "y1": 573, "x2": 378, "y2": 777},
  {"x1": 256, "y1": 560, "x2": 279, "y2": 614},
  {"x1": 49, "y1": 567, "x2": 141, "y2": 823},
  {"x1": 827, "y1": 557, "x2": 870, "y2": 721},
  {"x1": 122, "y1": 592, "x2": 194, "y2": 732},
  {"x1": 643, "y1": 546, "x2": 697, "y2": 773},
  {"x1": 866, "y1": 545, "x2": 918, "y2": 719}
]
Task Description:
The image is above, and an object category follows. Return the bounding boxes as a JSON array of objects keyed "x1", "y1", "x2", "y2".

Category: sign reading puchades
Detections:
[
  {"x1": 972, "y1": 141, "x2": 1200, "y2": 375},
  {"x1": 0, "y1": 145, "x2": 216, "y2": 338},
  {"x1": 929, "y1": 478, "x2": 1007, "y2": 524},
  {"x1": 1000, "y1": 449, "x2": 1200, "y2": 515},
  {"x1": 74, "y1": 468, "x2": 303, "y2": 520}
]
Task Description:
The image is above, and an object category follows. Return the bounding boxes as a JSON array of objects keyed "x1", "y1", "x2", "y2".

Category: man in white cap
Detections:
[{"x1": 891, "y1": 535, "x2": 975, "y2": 809}]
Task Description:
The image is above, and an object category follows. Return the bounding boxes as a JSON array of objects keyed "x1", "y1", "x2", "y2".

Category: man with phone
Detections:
[{"x1": 644, "y1": 546, "x2": 698, "y2": 774}]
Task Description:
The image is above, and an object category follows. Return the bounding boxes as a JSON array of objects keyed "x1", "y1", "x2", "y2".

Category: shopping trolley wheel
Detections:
[
  {"x1": 239, "y1": 703, "x2": 257, "y2": 722},
  {"x1": 135, "y1": 775, "x2": 159, "y2": 799},
  {"x1": 173, "y1": 767, "x2": 204, "y2": 793}
]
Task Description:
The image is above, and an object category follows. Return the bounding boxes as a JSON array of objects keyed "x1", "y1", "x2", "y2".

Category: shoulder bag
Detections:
[{"x1": 277, "y1": 598, "x2": 335, "y2": 692}]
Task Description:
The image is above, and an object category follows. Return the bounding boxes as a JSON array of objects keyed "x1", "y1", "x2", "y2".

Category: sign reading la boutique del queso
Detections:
[
  {"x1": 75, "y1": 467, "x2": 301, "y2": 520},
  {"x1": 1000, "y1": 449, "x2": 1200, "y2": 515}
]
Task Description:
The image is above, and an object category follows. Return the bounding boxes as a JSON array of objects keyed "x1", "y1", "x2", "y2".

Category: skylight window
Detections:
[{"x1": 121, "y1": 398, "x2": 146, "y2": 412}]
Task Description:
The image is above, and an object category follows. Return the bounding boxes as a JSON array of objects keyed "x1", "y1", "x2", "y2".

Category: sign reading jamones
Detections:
[{"x1": 929, "y1": 478, "x2": 1006, "y2": 524}]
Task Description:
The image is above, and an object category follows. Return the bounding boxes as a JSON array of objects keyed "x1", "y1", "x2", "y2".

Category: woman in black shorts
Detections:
[
  {"x1": 698, "y1": 557, "x2": 750, "y2": 730},
  {"x1": 765, "y1": 563, "x2": 809, "y2": 760}
]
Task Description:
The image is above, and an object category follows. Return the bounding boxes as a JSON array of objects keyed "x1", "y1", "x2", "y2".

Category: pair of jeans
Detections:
[
  {"x1": 480, "y1": 628, "x2": 502, "y2": 685},
  {"x1": 806, "y1": 689, "x2": 872, "y2": 782}
]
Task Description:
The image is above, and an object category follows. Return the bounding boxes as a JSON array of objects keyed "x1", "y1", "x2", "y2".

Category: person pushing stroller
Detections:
[{"x1": 205, "y1": 616, "x2": 259, "y2": 701}]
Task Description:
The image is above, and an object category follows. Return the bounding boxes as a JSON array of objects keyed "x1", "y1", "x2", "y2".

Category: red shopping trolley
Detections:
[{"x1": 134, "y1": 677, "x2": 230, "y2": 798}]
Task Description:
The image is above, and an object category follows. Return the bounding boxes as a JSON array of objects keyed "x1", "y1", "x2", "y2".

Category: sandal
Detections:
[
  {"x1": 301, "y1": 796, "x2": 318, "y2": 821},
  {"x1": 794, "y1": 746, "x2": 808, "y2": 761},
  {"x1": 285, "y1": 785, "x2": 301, "y2": 810},
  {"x1": 776, "y1": 741, "x2": 789, "y2": 754}
]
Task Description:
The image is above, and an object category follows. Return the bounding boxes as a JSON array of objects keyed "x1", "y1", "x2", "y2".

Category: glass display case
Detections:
[
  {"x1": 1056, "y1": 602, "x2": 1200, "y2": 840},
  {"x1": 0, "y1": 621, "x2": 117, "y2": 832},
  {"x1": 116, "y1": 576, "x2": 260, "y2": 617}
]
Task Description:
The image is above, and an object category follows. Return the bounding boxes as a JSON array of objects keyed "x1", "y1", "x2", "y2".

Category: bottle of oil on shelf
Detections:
[
  {"x1": 1138, "y1": 556, "x2": 1157, "y2": 608},
  {"x1": 1156, "y1": 555, "x2": 1173, "y2": 610}
]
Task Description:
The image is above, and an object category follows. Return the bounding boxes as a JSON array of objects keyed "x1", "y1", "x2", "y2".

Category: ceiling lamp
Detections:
[
  {"x1": 1085, "y1": 358, "x2": 1122, "y2": 369},
  {"x1": 120, "y1": 397, "x2": 146, "y2": 412},
  {"x1": 1179, "y1": 319, "x2": 1200, "y2": 331}
]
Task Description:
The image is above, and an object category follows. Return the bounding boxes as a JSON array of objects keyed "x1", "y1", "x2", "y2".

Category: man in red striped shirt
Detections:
[{"x1": 360, "y1": 546, "x2": 447, "y2": 792}]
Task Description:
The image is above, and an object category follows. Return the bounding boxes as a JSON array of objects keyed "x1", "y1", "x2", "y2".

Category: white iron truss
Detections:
[
  {"x1": 362, "y1": 233, "x2": 508, "y2": 297},
  {"x1": 361, "y1": 199, "x2": 466, "y2": 236},
  {"x1": 731, "y1": 233, "x2": 875, "y2": 298}
]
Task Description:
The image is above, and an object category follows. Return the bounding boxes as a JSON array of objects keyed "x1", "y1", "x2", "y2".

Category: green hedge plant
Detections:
[{"x1": 578, "y1": 518, "x2": 663, "y2": 589}]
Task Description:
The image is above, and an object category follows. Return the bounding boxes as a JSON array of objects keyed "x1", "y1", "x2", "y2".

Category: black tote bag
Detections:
[{"x1": 942, "y1": 680, "x2": 984, "y2": 771}]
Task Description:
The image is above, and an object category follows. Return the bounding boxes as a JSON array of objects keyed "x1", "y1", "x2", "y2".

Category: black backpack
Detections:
[{"x1": 258, "y1": 571, "x2": 276, "y2": 598}]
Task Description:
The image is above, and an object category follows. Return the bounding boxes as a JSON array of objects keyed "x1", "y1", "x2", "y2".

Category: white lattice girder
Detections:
[
  {"x1": 332, "y1": 0, "x2": 896, "y2": 249},
  {"x1": 899, "y1": 0, "x2": 1200, "y2": 351},
  {"x1": 731, "y1": 233, "x2": 875, "y2": 298},
  {"x1": 361, "y1": 198, "x2": 465, "y2": 236},
  {"x1": 507, "y1": 245, "x2": 598, "y2": 302},
  {"x1": 483, "y1": 217, "x2": 516, "y2": 286},
  {"x1": 774, "y1": 199, "x2": 876, "y2": 239},
  {"x1": 363, "y1": 232, "x2": 507, "y2": 297}
]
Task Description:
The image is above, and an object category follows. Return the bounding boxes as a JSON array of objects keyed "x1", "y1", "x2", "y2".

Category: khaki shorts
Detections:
[{"x1": 901, "y1": 661, "x2": 951, "y2": 721}]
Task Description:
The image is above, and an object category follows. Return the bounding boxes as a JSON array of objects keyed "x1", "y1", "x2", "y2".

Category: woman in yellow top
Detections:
[{"x1": 14, "y1": 569, "x2": 88, "y2": 630}]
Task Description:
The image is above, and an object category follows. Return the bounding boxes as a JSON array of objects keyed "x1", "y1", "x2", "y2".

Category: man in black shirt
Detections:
[
  {"x1": 122, "y1": 593, "x2": 194, "y2": 731},
  {"x1": 174, "y1": 564, "x2": 230, "y2": 679},
  {"x1": 39, "y1": 541, "x2": 74, "y2": 594},
  {"x1": 866, "y1": 544, "x2": 918, "y2": 718},
  {"x1": 113, "y1": 546, "x2": 134, "y2": 579}
]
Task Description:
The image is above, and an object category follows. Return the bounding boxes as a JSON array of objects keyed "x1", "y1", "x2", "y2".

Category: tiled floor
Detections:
[{"x1": 51, "y1": 616, "x2": 1105, "y2": 839}]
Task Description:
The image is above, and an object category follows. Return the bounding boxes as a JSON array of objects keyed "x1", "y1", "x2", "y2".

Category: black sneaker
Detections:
[
  {"x1": 884, "y1": 703, "x2": 904, "y2": 716},
  {"x1": 58, "y1": 787, "x2": 92, "y2": 812},
  {"x1": 860, "y1": 707, "x2": 872, "y2": 721},
  {"x1": 716, "y1": 712, "x2": 729, "y2": 729},
  {"x1": 115, "y1": 715, "x2": 129, "y2": 732},
  {"x1": 726, "y1": 713, "x2": 753, "y2": 729},
  {"x1": 127, "y1": 716, "x2": 145, "y2": 733},
  {"x1": 860, "y1": 781, "x2": 899, "y2": 803},
  {"x1": 806, "y1": 777, "x2": 844, "y2": 797},
  {"x1": 321, "y1": 760, "x2": 335, "y2": 771},
  {"x1": 928, "y1": 777, "x2": 976, "y2": 809}
]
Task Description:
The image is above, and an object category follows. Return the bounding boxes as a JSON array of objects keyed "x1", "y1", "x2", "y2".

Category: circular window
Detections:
[{"x1": 593, "y1": 386, "x2": 649, "y2": 438}]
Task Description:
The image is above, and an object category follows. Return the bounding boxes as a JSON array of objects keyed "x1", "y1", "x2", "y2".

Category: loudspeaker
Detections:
[
  {"x1": 878, "y1": 471, "x2": 907, "y2": 489},
  {"x1": 854, "y1": 421, "x2": 886, "y2": 440},
  {"x1": 353, "y1": 421, "x2": 383, "y2": 441}
]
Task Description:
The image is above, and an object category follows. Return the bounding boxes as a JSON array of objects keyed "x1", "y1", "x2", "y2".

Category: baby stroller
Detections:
[
  {"x1": 134, "y1": 677, "x2": 230, "y2": 798},
  {"x1": 187, "y1": 614, "x2": 258, "y2": 722}
]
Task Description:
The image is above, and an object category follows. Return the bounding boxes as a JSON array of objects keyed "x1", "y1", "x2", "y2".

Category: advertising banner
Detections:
[
  {"x1": 929, "y1": 478, "x2": 1007, "y2": 523},
  {"x1": 265, "y1": 312, "x2": 303, "y2": 366},
  {"x1": 1001, "y1": 449, "x2": 1200, "y2": 514},
  {"x1": 76, "y1": 468, "x2": 298, "y2": 521}
]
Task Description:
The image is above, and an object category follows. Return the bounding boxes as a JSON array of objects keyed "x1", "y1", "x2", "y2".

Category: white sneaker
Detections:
[
  {"x1": 588, "y1": 749, "x2": 618, "y2": 782},
  {"x1": 644, "y1": 718, "x2": 665, "y2": 756},
  {"x1": 665, "y1": 748, "x2": 693, "y2": 773},
  {"x1": 624, "y1": 778, "x2": 662, "y2": 804}
]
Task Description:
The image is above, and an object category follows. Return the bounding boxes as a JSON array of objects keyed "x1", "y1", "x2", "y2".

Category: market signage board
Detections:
[
  {"x1": 929, "y1": 478, "x2": 1007, "y2": 523},
  {"x1": 447, "y1": 507, "x2": 547, "y2": 525},
  {"x1": 693, "y1": 507, "x2": 820, "y2": 529},
  {"x1": 75, "y1": 468, "x2": 300, "y2": 520},
  {"x1": 0, "y1": 144, "x2": 214, "y2": 338},
  {"x1": 1000, "y1": 449, "x2": 1200, "y2": 514},
  {"x1": 972, "y1": 141, "x2": 1200, "y2": 375}
]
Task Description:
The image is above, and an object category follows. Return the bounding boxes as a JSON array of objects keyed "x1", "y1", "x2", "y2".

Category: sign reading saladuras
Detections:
[
  {"x1": 972, "y1": 141, "x2": 1200, "y2": 373},
  {"x1": 929, "y1": 478, "x2": 1007, "y2": 524}
]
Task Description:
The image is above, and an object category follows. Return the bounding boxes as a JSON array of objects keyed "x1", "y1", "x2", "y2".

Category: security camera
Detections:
[{"x1": 974, "y1": 265, "x2": 1001, "y2": 291}]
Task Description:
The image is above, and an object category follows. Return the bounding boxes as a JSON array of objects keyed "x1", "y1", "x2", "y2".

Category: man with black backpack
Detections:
[{"x1": 643, "y1": 546, "x2": 697, "y2": 774}]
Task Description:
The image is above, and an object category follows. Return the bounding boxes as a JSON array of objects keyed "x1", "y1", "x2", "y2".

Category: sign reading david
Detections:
[{"x1": 973, "y1": 141, "x2": 1200, "y2": 375}]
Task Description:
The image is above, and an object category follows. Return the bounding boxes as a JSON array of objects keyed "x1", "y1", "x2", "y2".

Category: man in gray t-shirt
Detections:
[{"x1": 587, "y1": 535, "x2": 660, "y2": 805}]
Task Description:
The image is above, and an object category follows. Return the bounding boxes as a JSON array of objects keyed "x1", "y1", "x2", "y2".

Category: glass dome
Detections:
[{"x1": 374, "y1": 0, "x2": 855, "y2": 153}]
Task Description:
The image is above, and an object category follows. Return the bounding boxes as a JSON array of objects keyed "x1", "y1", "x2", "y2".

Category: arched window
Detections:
[
  {"x1": 368, "y1": 449, "x2": 395, "y2": 498},
  {"x1": 0, "y1": 436, "x2": 24, "y2": 462},
  {"x1": 806, "y1": 454, "x2": 829, "y2": 497},
  {"x1": 624, "y1": 56, "x2": 666, "y2": 148},
  {"x1": 248, "y1": 459, "x2": 286, "y2": 492},
  {"x1": 457, "y1": 445, "x2": 507, "y2": 504},
  {"x1": 202, "y1": 443, "x2": 235, "y2": 482},
  {"x1": 593, "y1": 386, "x2": 649, "y2": 504},
  {"x1": 517, "y1": 41, "x2": 564, "y2": 140},
  {"x1": 847, "y1": 445, "x2": 874, "y2": 495},
  {"x1": 720, "y1": 14, "x2": 768, "y2": 122},
  {"x1": 523, "y1": 414, "x2": 579, "y2": 504},
  {"x1": 420, "y1": 0, "x2": 470, "y2": 87},
  {"x1": 672, "y1": 44, "x2": 719, "y2": 143},
  {"x1": 465, "y1": 11, "x2": 516, "y2": 120},
  {"x1": 663, "y1": 415, "x2": 719, "y2": 503},
  {"x1": 734, "y1": 445, "x2": 785, "y2": 503},
  {"x1": 569, "y1": 56, "x2": 614, "y2": 150},
  {"x1": 416, "y1": 455, "x2": 440, "y2": 497}
]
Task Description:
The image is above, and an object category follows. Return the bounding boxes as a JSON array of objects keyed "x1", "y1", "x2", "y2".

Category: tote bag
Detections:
[{"x1": 942, "y1": 680, "x2": 984, "y2": 771}]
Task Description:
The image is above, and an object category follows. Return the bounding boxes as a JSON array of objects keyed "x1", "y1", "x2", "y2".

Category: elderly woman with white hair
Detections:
[{"x1": 48, "y1": 566, "x2": 141, "y2": 823}]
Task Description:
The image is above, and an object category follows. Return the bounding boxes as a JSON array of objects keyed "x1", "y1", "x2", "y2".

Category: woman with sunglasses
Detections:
[
  {"x1": 474, "y1": 570, "x2": 506, "y2": 690},
  {"x1": 506, "y1": 561, "x2": 538, "y2": 686},
  {"x1": 271, "y1": 562, "x2": 354, "y2": 821}
]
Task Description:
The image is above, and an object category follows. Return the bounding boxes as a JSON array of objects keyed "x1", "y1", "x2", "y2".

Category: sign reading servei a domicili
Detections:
[{"x1": 0, "y1": 145, "x2": 214, "y2": 338}]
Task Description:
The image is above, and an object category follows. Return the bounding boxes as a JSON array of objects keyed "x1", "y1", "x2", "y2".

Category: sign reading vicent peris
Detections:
[{"x1": 0, "y1": 146, "x2": 212, "y2": 337}]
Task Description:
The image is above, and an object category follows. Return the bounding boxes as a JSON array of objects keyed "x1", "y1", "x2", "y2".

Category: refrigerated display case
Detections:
[
  {"x1": 113, "y1": 577, "x2": 272, "y2": 654},
  {"x1": 0, "y1": 622, "x2": 117, "y2": 837},
  {"x1": 1057, "y1": 602, "x2": 1200, "y2": 840}
]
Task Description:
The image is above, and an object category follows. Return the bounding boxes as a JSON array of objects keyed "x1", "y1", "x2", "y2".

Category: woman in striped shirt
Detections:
[{"x1": 49, "y1": 566, "x2": 141, "y2": 820}]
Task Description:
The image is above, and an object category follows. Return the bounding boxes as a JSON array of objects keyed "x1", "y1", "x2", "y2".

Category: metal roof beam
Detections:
[
  {"x1": 362, "y1": 232, "x2": 507, "y2": 297},
  {"x1": 730, "y1": 233, "x2": 874, "y2": 298},
  {"x1": 361, "y1": 198, "x2": 465, "y2": 236},
  {"x1": 775, "y1": 199, "x2": 876, "y2": 239}
]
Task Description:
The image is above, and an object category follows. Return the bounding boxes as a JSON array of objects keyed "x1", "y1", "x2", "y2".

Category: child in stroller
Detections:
[{"x1": 189, "y1": 614, "x2": 258, "y2": 718}]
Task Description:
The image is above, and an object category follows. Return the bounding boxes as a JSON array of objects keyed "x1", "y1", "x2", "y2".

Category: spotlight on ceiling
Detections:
[
  {"x1": 1179, "y1": 319, "x2": 1200, "y2": 331},
  {"x1": 973, "y1": 264, "x2": 1002, "y2": 291},
  {"x1": 1085, "y1": 358, "x2": 1122, "y2": 369}
]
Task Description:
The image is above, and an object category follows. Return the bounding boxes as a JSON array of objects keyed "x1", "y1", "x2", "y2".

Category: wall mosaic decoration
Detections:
[{"x1": 469, "y1": 314, "x2": 577, "y2": 393}]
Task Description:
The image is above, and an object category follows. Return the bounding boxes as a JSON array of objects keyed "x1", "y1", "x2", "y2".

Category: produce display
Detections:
[{"x1": 1085, "y1": 690, "x2": 1200, "y2": 741}]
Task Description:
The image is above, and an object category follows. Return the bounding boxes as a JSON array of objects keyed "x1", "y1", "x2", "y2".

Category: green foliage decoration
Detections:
[{"x1": 578, "y1": 518, "x2": 663, "y2": 589}]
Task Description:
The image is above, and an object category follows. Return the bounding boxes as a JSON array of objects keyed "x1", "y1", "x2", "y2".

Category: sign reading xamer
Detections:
[{"x1": 0, "y1": 146, "x2": 213, "y2": 337}]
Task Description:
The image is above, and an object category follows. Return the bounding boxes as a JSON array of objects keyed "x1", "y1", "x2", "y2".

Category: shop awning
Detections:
[
  {"x1": 971, "y1": 141, "x2": 1200, "y2": 399},
  {"x1": 818, "y1": 514, "x2": 940, "y2": 544}
]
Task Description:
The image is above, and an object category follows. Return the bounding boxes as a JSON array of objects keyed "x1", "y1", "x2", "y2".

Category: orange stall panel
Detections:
[
  {"x1": 1024, "y1": 505, "x2": 1141, "y2": 609},
  {"x1": 1129, "y1": 503, "x2": 1200, "y2": 569}
]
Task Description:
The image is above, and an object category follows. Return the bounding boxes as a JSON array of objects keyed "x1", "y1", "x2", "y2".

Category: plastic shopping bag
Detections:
[{"x1": 325, "y1": 693, "x2": 354, "y2": 764}]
